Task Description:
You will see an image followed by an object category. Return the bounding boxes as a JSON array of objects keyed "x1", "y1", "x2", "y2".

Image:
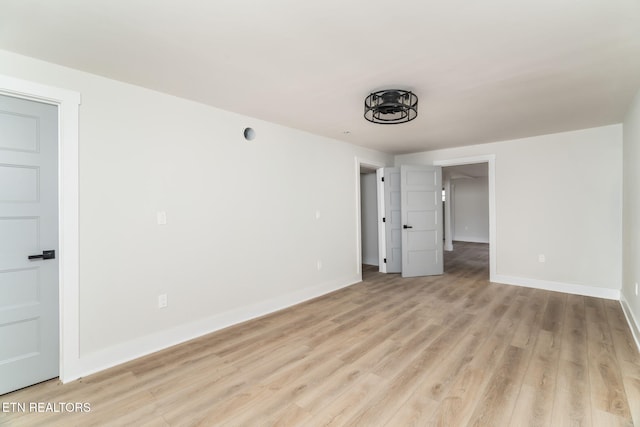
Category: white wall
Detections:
[
  {"x1": 0, "y1": 50, "x2": 392, "y2": 376},
  {"x1": 397, "y1": 125, "x2": 623, "y2": 297},
  {"x1": 360, "y1": 173, "x2": 378, "y2": 265},
  {"x1": 622, "y1": 89, "x2": 640, "y2": 346},
  {"x1": 451, "y1": 177, "x2": 489, "y2": 243}
]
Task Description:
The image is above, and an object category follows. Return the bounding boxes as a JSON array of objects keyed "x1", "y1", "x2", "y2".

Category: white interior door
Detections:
[
  {"x1": 382, "y1": 167, "x2": 402, "y2": 273},
  {"x1": 0, "y1": 94, "x2": 59, "y2": 394},
  {"x1": 400, "y1": 165, "x2": 443, "y2": 278}
]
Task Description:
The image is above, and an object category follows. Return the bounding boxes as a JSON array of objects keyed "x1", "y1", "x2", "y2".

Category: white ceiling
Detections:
[{"x1": 1, "y1": 0, "x2": 639, "y2": 154}]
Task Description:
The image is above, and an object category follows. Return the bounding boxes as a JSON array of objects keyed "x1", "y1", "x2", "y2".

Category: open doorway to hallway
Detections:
[
  {"x1": 442, "y1": 163, "x2": 490, "y2": 278},
  {"x1": 360, "y1": 166, "x2": 379, "y2": 272},
  {"x1": 356, "y1": 157, "x2": 385, "y2": 281}
]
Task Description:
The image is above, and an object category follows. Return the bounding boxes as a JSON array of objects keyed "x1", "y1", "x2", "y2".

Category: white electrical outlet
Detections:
[
  {"x1": 538, "y1": 254, "x2": 545, "y2": 263},
  {"x1": 158, "y1": 294, "x2": 168, "y2": 308}
]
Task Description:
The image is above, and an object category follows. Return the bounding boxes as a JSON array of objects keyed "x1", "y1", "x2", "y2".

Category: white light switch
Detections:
[
  {"x1": 538, "y1": 254, "x2": 546, "y2": 263},
  {"x1": 158, "y1": 294, "x2": 168, "y2": 308},
  {"x1": 157, "y1": 211, "x2": 167, "y2": 225}
]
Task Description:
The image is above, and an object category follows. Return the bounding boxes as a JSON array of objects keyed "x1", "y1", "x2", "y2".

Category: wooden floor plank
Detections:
[
  {"x1": 509, "y1": 330, "x2": 561, "y2": 427},
  {"x1": 1, "y1": 242, "x2": 639, "y2": 426},
  {"x1": 623, "y1": 376, "x2": 640, "y2": 427},
  {"x1": 551, "y1": 293, "x2": 592, "y2": 427},
  {"x1": 466, "y1": 345, "x2": 529, "y2": 426},
  {"x1": 585, "y1": 297, "x2": 633, "y2": 422},
  {"x1": 303, "y1": 373, "x2": 384, "y2": 426}
]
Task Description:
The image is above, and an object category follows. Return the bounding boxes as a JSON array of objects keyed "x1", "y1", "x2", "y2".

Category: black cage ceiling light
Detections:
[{"x1": 364, "y1": 89, "x2": 418, "y2": 124}]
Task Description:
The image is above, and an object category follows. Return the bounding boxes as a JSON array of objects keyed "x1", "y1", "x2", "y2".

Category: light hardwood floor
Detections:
[{"x1": 1, "y1": 242, "x2": 639, "y2": 426}]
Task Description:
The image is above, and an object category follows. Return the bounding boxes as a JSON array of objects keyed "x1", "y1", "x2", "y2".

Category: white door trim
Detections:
[
  {"x1": 355, "y1": 157, "x2": 386, "y2": 279},
  {"x1": 0, "y1": 74, "x2": 81, "y2": 383},
  {"x1": 433, "y1": 155, "x2": 496, "y2": 282}
]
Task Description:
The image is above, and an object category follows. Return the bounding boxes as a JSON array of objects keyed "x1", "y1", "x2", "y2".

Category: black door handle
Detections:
[
  {"x1": 28, "y1": 250, "x2": 55, "y2": 260},
  {"x1": 403, "y1": 225, "x2": 413, "y2": 229}
]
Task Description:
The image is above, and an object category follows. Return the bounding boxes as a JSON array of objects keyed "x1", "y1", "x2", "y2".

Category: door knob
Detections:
[
  {"x1": 403, "y1": 225, "x2": 413, "y2": 229},
  {"x1": 28, "y1": 250, "x2": 56, "y2": 260}
]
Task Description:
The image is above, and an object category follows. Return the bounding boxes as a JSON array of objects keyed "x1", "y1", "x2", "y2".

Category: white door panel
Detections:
[
  {"x1": 382, "y1": 167, "x2": 401, "y2": 273},
  {"x1": 0, "y1": 165, "x2": 39, "y2": 201},
  {"x1": 401, "y1": 165, "x2": 443, "y2": 278},
  {"x1": 0, "y1": 94, "x2": 59, "y2": 395},
  {"x1": 0, "y1": 111, "x2": 39, "y2": 152}
]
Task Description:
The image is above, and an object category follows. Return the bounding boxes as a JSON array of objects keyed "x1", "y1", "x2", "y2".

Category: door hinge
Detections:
[
  {"x1": 384, "y1": 258, "x2": 387, "y2": 263},
  {"x1": 381, "y1": 177, "x2": 384, "y2": 182},
  {"x1": 382, "y1": 217, "x2": 386, "y2": 222}
]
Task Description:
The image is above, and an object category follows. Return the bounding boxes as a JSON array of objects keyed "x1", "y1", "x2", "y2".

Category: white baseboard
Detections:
[
  {"x1": 67, "y1": 274, "x2": 361, "y2": 382},
  {"x1": 492, "y1": 274, "x2": 620, "y2": 300},
  {"x1": 620, "y1": 294, "x2": 640, "y2": 354}
]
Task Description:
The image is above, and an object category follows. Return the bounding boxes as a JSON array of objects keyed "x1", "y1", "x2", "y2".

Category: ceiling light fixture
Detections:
[{"x1": 364, "y1": 89, "x2": 418, "y2": 124}]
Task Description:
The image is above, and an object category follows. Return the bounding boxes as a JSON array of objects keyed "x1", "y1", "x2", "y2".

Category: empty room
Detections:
[{"x1": 1, "y1": 1, "x2": 640, "y2": 425}]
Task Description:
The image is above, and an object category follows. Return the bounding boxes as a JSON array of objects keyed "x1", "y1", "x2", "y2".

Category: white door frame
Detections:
[
  {"x1": 434, "y1": 155, "x2": 496, "y2": 282},
  {"x1": 355, "y1": 157, "x2": 386, "y2": 280},
  {"x1": 0, "y1": 75, "x2": 81, "y2": 383}
]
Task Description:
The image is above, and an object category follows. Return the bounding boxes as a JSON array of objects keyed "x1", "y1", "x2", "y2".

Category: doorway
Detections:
[
  {"x1": 442, "y1": 163, "x2": 490, "y2": 279},
  {"x1": 434, "y1": 155, "x2": 496, "y2": 281},
  {"x1": 376, "y1": 165, "x2": 444, "y2": 278},
  {"x1": 360, "y1": 168, "x2": 378, "y2": 268},
  {"x1": 0, "y1": 74, "x2": 81, "y2": 385},
  {"x1": 443, "y1": 163, "x2": 489, "y2": 246},
  {"x1": 355, "y1": 157, "x2": 385, "y2": 281}
]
